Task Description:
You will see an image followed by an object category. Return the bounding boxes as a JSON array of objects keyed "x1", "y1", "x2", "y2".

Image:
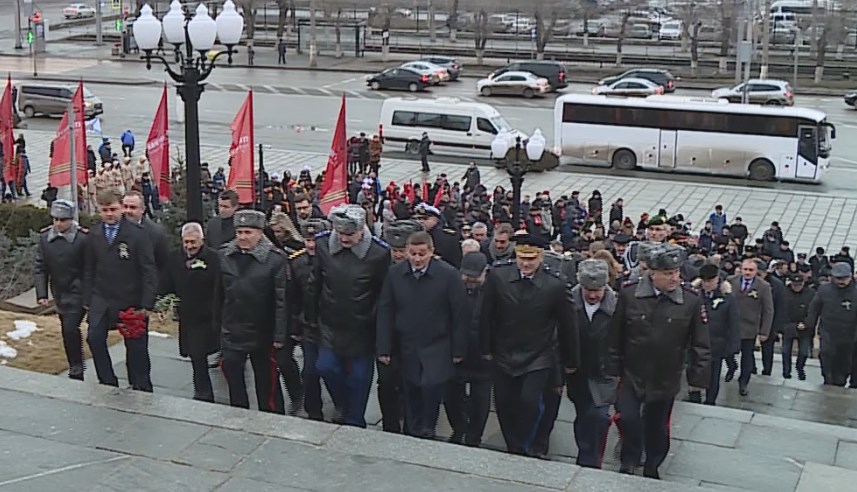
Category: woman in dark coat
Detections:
[{"x1": 159, "y1": 223, "x2": 222, "y2": 402}]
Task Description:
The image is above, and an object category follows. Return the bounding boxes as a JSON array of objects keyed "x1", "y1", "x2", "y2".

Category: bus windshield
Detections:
[{"x1": 819, "y1": 122, "x2": 833, "y2": 154}]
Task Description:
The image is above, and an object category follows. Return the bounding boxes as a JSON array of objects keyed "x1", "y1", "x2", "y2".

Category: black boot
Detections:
[
  {"x1": 686, "y1": 390, "x2": 702, "y2": 404},
  {"x1": 797, "y1": 368, "x2": 806, "y2": 381}
]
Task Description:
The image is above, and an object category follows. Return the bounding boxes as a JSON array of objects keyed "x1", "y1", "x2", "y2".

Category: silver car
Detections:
[
  {"x1": 399, "y1": 61, "x2": 450, "y2": 85},
  {"x1": 419, "y1": 57, "x2": 462, "y2": 81}
]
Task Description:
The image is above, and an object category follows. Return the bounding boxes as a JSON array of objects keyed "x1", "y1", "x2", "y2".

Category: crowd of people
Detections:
[{"x1": 30, "y1": 149, "x2": 857, "y2": 481}]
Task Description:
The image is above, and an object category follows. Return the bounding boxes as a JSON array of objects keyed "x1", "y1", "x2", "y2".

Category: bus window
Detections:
[{"x1": 798, "y1": 126, "x2": 817, "y2": 163}]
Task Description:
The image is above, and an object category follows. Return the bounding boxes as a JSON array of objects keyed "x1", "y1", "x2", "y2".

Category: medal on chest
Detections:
[{"x1": 118, "y1": 242, "x2": 130, "y2": 260}]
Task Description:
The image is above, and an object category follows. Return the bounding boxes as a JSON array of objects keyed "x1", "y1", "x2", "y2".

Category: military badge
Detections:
[
  {"x1": 842, "y1": 300, "x2": 852, "y2": 311},
  {"x1": 189, "y1": 259, "x2": 207, "y2": 270},
  {"x1": 118, "y1": 242, "x2": 130, "y2": 260},
  {"x1": 711, "y1": 298, "x2": 724, "y2": 310},
  {"x1": 700, "y1": 304, "x2": 709, "y2": 323},
  {"x1": 748, "y1": 290, "x2": 758, "y2": 299}
]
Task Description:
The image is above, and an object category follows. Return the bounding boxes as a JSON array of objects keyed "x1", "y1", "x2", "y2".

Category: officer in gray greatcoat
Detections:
[
  {"x1": 34, "y1": 200, "x2": 88, "y2": 380},
  {"x1": 806, "y1": 262, "x2": 857, "y2": 386}
]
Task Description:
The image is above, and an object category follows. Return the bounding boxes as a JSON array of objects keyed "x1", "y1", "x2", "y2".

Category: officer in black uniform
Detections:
[
  {"x1": 413, "y1": 203, "x2": 461, "y2": 268},
  {"x1": 290, "y1": 218, "x2": 330, "y2": 420},
  {"x1": 480, "y1": 233, "x2": 579, "y2": 456},
  {"x1": 34, "y1": 200, "x2": 88, "y2": 380},
  {"x1": 607, "y1": 244, "x2": 710, "y2": 479},
  {"x1": 375, "y1": 219, "x2": 424, "y2": 433},
  {"x1": 806, "y1": 262, "x2": 857, "y2": 386},
  {"x1": 213, "y1": 209, "x2": 288, "y2": 413}
]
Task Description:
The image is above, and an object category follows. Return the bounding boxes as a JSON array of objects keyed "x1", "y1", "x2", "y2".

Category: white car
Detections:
[
  {"x1": 592, "y1": 78, "x2": 664, "y2": 97},
  {"x1": 63, "y1": 3, "x2": 96, "y2": 19},
  {"x1": 399, "y1": 61, "x2": 450, "y2": 85},
  {"x1": 477, "y1": 71, "x2": 550, "y2": 98},
  {"x1": 658, "y1": 20, "x2": 683, "y2": 40}
]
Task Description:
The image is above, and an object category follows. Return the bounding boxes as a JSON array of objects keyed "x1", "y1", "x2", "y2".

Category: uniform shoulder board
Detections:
[
  {"x1": 314, "y1": 230, "x2": 332, "y2": 240},
  {"x1": 40, "y1": 225, "x2": 51, "y2": 233},
  {"x1": 542, "y1": 266, "x2": 562, "y2": 279},
  {"x1": 78, "y1": 226, "x2": 90, "y2": 233},
  {"x1": 372, "y1": 236, "x2": 390, "y2": 249},
  {"x1": 442, "y1": 228, "x2": 457, "y2": 235},
  {"x1": 621, "y1": 278, "x2": 639, "y2": 288},
  {"x1": 491, "y1": 259, "x2": 514, "y2": 268},
  {"x1": 289, "y1": 248, "x2": 307, "y2": 260}
]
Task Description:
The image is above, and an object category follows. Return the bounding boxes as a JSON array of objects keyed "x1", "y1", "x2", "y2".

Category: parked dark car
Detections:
[
  {"x1": 489, "y1": 60, "x2": 570, "y2": 91},
  {"x1": 844, "y1": 90, "x2": 857, "y2": 107},
  {"x1": 598, "y1": 68, "x2": 677, "y2": 93},
  {"x1": 419, "y1": 56, "x2": 463, "y2": 81},
  {"x1": 366, "y1": 68, "x2": 432, "y2": 92}
]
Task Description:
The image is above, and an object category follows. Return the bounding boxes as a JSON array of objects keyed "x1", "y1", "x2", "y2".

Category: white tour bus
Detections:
[
  {"x1": 379, "y1": 97, "x2": 523, "y2": 158},
  {"x1": 553, "y1": 94, "x2": 835, "y2": 181}
]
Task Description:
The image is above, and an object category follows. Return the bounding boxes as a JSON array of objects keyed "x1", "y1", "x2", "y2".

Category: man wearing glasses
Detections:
[{"x1": 34, "y1": 200, "x2": 89, "y2": 380}]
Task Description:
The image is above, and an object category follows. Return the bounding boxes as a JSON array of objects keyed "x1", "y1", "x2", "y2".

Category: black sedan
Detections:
[
  {"x1": 366, "y1": 68, "x2": 432, "y2": 92},
  {"x1": 845, "y1": 90, "x2": 857, "y2": 107}
]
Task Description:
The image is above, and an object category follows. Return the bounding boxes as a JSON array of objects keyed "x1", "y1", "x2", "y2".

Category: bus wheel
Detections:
[
  {"x1": 749, "y1": 159, "x2": 775, "y2": 181},
  {"x1": 612, "y1": 149, "x2": 637, "y2": 170},
  {"x1": 406, "y1": 140, "x2": 420, "y2": 154}
]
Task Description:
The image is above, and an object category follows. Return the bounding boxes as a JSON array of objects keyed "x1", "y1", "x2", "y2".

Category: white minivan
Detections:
[{"x1": 379, "y1": 97, "x2": 524, "y2": 158}]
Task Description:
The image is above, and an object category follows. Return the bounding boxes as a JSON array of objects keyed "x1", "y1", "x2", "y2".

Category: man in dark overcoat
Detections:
[
  {"x1": 377, "y1": 231, "x2": 468, "y2": 438},
  {"x1": 159, "y1": 222, "x2": 221, "y2": 402},
  {"x1": 83, "y1": 188, "x2": 158, "y2": 391}
]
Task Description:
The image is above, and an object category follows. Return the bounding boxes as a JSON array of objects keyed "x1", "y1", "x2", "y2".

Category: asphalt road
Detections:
[{"x1": 6, "y1": 57, "x2": 857, "y2": 197}]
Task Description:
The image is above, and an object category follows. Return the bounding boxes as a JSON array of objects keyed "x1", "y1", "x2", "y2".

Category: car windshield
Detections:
[
  {"x1": 83, "y1": 87, "x2": 95, "y2": 98},
  {"x1": 491, "y1": 115, "x2": 511, "y2": 131}
]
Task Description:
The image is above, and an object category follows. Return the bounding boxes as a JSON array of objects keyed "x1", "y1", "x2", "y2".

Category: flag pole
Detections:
[
  {"x1": 256, "y1": 143, "x2": 265, "y2": 212},
  {"x1": 67, "y1": 100, "x2": 79, "y2": 222}
]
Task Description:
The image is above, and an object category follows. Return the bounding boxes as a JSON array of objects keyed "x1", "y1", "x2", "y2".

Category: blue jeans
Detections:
[
  {"x1": 316, "y1": 347, "x2": 374, "y2": 428},
  {"x1": 301, "y1": 341, "x2": 323, "y2": 420}
]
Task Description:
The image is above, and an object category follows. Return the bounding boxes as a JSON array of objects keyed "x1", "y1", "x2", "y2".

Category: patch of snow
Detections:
[
  {"x1": 0, "y1": 341, "x2": 17, "y2": 359},
  {"x1": 148, "y1": 331, "x2": 170, "y2": 338},
  {"x1": 6, "y1": 320, "x2": 40, "y2": 341}
]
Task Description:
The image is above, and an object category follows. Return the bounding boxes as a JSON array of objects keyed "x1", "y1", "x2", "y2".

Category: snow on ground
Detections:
[
  {"x1": 6, "y1": 320, "x2": 40, "y2": 341},
  {"x1": 0, "y1": 341, "x2": 17, "y2": 359},
  {"x1": 148, "y1": 331, "x2": 171, "y2": 338}
]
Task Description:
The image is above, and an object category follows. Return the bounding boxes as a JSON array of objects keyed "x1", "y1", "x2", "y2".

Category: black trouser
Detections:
[
  {"x1": 782, "y1": 335, "x2": 812, "y2": 377},
  {"x1": 530, "y1": 386, "x2": 562, "y2": 456},
  {"x1": 851, "y1": 341, "x2": 857, "y2": 387},
  {"x1": 615, "y1": 382, "x2": 674, "y2": 478},
  {"x1": 122, "y1": 144, "x2": 134, "y2": 157},
  {"x1": 420, "y1": 154, "x2": 430, "y2": 172},
  {"x1": 705, "y1": 353, "x2": 724, "y2": 404},
  {"x1": 566, "y1": 375, "x2": 612, "y2": 468},
  {"x1": 820, "y1": 342, "x2": 852, "y2": 387},
  {"x1": 302, "y1": 341, "x2": 323, "y2": 420},
  {"x1": 275, "y1": 339, "x2": 304, "y2": 405},
  {"x1": 190, "y1": 353, "x2": 214, "y2": 402},
  {"x1": 493, "y1": 368, "x2": 551, "y2": 455},
  {"x1": 737, "y1": 338, "x2": 756, "y2": 389},
  {"x1": 444, "y1": 378, "x2": 491, "y2": 446},
  {"x1": 402, "y1": 380, "x2": 445, "y2": 439},
  {"x1": 87, "y1": 313, "x2": 152, "y2": 391},
  {"x1": 278, "y1": 52, "x2": 286, "y2": 64},
  {"x1": 59, "y1": 310, "x2": 85, "y2": 375},
  {"x1": 221, "y1": 347, "x2": 285, "y2": 413},
  {"x1": 376, "y1": 357, "x2": 404, "y2": 433},
  {"x1": 760, "y1": 332, "x2": 778, "y2": 374}
]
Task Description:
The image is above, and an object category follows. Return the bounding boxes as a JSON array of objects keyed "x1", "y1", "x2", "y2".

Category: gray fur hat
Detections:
[
  {"x1": 577, "y1": 259, "x2": 609, "y2": 289},
  {"x1": 329, "y1": 204, "x2": 366, "y2": 234}
]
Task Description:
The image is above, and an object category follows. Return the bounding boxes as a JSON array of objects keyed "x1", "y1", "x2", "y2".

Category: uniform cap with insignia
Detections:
[
  {"x1": 832, "y1": 262, "x2": 852, "y2": 278},
  {"x1": 790, "y1": 273, "x2": 805, "y2": 284},
  {"x1": 329, "y1": 204, "x2": 366, "y2": 234},
  {"x1": 383, "y1": 220, "x2": 423, "y2": 248},
  {"x1": 648, "y1": 244, "x2": 686, "y2": 271},
  {"x1": 513, "y1": 233, "x2": 546, "y2": 260},
  {"x1": 647, "y1": 215, "x2": 667, "y2": 227},
  {"x1": 577, "y1": 259, "x2": 609, "y2": 289},
  {"x1": 301, "y1": 219, "x2": 331, "y2": 238},
  {"x1": 413, "y1": 203, "x2": 441, "y2": 219},
  {"x1": 234, "y1": 209, "x2": 266, "y2": 230},
  {"x1": 50, "y1": 199, "x2": 75, "y2": 220}
]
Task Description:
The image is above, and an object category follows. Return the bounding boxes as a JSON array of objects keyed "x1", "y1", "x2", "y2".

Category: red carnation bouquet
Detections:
[{"x1": 116, "y1": 308, "x2": 148, "y2": 339}]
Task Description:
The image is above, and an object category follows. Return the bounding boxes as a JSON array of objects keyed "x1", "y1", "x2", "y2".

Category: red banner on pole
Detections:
[
  {"x1": 48, "y1": 81, "x2": 88, "y2": 187},
  {"x1": 0, "y1": 75, "x2": 14, "y2": 184},
  {"x1": 318, "y1": 94, "x2": 348, "y2": 215},
  {"x1": 227, "y1": 91, "x2": 255, "y2": 204},
  {"x1": 147, "y1": 84, "x2": 170, "y2": 202},
  {"x1": 421, "y1": 177, "x2": 429, "y2": 202}
]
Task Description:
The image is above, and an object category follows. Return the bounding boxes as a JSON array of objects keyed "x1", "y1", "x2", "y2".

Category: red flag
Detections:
[
  {"x1": 147, "y1": 84, "x2": 170, "y2": 202},
  {"x1": 227, "y1": 91, "x2": 255, "y2": 204},
  {"x1": 421, "y1": 177, "x2": 429, "y2": 202},
  {"x1": 406, "y1": 180, "x2": 415, "y2": 204},
  {"x1": 432, "y1": 183, "x2": 445, "y2": 207},
  {"x1": 318, "y1": 95, "x2": 348, "y2": 214},
  {"x1": 0, "y1": 75, "x2": 14, "y2": 183},
  {"x1": 48, "y1": 81, "x2": 87, "y2": 187}
]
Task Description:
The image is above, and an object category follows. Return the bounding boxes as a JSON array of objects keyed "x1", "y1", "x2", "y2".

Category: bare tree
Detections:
[
  {"x1": 717, "y1": 0, "x2": 736, "y2": 74},
  {"x1": 238, "y1": 0, "x2": 258, "y2": 41},
  {"x1": 615, "y1": 9, "x2": 633, "y2": 66},
  {"x1": 275, "y1": 0, "x2": 297, "y2": 40},
  {"x1": 689, "y1": 20, "x2": 702, "y2": 76},
  {"x1": 760, "y1": 0, "x2": 771, "y2": 78},
  {"x1": 533, "y1": 3, "x2": 559, "y2": 60},
  {"x1": 309, "y1": 0, "x2": 318, "y2": 67},
  {"x1": 428, "y1": 0, "x2": 436, "y2": 43},
  {"x1": 448, "y1": 0, "x2": 459, "y2": 42},
  {"x1": 473, "y1": 9, "x2": 490, "y2": 65}
]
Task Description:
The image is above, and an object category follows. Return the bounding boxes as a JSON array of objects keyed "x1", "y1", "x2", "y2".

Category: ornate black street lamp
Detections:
[
  {"x1": 132, "y1": 0, "x2": 243, "y2": 222},
  {"x1": 491, "y1": 129, "x2": 547, "y2": 229}
]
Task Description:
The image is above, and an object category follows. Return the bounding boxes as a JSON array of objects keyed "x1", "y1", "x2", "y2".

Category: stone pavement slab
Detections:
[
  {"x1": 14, "y1": 128, "x2": 857, "y2": 253},
  {"x1": 795, "y1": 462, "x2": 857, "y2": 492}
]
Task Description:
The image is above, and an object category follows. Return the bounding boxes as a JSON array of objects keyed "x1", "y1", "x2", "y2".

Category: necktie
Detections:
[
  {"x1": 413, "y1": 270, "x2": 423, "y2": 280},
  {"x1": 105, "y1": 224, "x2": 118, "y2": 245}
]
